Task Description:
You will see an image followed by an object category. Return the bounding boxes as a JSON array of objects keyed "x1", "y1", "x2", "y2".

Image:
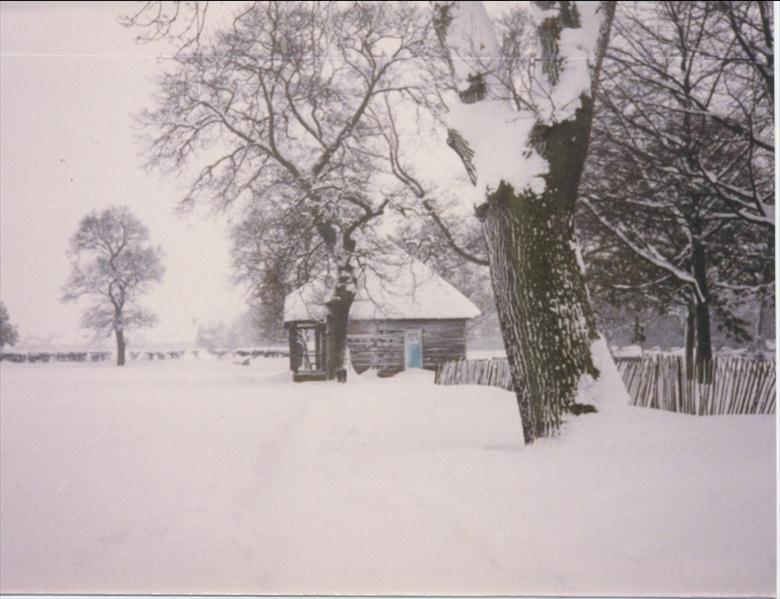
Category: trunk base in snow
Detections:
[
  {"x1": 115, "y1": 327, "x2": 126, "y2": 367},
  {"x1": 480, "y1": 182, "x2": 602, "y2": 443}
]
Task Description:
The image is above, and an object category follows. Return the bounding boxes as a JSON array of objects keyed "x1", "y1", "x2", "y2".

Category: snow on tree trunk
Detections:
[
  {"x1": 480, "y1": 183, "x2": 600, "y2": 440},
  {"x1": 325, "y1": 285, "x2": 355, "y2": 381},
  {"x1": 435, "y1": 1, "x2": 621, "y2": 442}
]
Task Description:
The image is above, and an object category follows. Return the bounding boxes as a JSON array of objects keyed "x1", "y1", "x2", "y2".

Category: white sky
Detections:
[
  {"x1": 0, "y1": 1, "x2": 523, "y2": 347},
  {"x1": 0, "y1": 1, "x2": 247, "y2": 345}
]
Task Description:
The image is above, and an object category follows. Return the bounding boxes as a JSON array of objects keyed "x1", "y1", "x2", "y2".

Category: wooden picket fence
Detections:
[
  {"x1": 615, "y1": 355, "x2": 775, "y2": 415},
  {"x1": 435, "y1": 354, "x2": 776, "y2": 415},
  {"x1": 435, "y1": 357, "x2": 514, "y2": 391}
]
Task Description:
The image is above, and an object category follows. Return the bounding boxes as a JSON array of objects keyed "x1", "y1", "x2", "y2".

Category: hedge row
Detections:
[
  {"x1": 0, "y1": 351, "x2": 112, "y2": 363},
  {"x1": 1, "y1": 347, "x2": 290, "y2": 363}
]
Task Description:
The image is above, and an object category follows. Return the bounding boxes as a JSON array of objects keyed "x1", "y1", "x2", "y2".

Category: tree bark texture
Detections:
[
  {"x1": 325, "y1": 290, "x2": 354, "y2": 381},
  {"x1": 478, "y1": 106, "x2": 601, "y2": 442},
  {"x1": 324, "y1": 259, "x2": 357, "y2": 381},
  {"x1": 436, "y1": 0, "x2": 616, "y2": 442}
]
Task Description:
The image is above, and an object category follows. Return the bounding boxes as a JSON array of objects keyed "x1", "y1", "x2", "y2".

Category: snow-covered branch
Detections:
[{"x1": 580, "y1": 197, "x2": 705, "y2": 303}]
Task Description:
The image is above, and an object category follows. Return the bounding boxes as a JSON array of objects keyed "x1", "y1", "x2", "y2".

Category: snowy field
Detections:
[{"x1": 0, "y1": 358, "x2": 775, "y2": 596}]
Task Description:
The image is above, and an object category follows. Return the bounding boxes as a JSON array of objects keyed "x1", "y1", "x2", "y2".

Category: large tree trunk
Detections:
[
  {"x1": 115, "y1": 325, "x2": 126, "y2": 367},
  {"x1": 324, "y1": 256, "x2": 357, "y2": 381},
  {"x1": 325, "y1": 287, "x2": 355, "y2": 381},
  {"x1": 478, "y1": 115, "x2": 601, "y2": 442},
  {"x1": 436, "y1": 1, "x2": 617, "y2": 442}
]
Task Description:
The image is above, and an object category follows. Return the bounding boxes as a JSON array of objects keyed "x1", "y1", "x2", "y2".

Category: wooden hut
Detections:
[{"x1": 283, "y1": 254, "x2": 480, "y2": 380}]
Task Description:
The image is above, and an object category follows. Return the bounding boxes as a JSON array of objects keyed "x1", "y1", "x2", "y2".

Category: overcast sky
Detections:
[
  {"x1": 0, "y1": 1, "x2": 520, "y2": 347},
  {"x1": 1, "y1": 1, "x2": 247, "y2": 345}
]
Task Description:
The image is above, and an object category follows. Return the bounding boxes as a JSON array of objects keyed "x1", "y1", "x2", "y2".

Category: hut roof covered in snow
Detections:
[{"x1": 283, "y1": 254, "x2": 481, "y2": 323}]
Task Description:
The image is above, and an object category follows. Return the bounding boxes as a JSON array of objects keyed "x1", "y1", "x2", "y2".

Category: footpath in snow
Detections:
[{"x1": 0, "y1": 358, "x2": 775, "y2": 595}]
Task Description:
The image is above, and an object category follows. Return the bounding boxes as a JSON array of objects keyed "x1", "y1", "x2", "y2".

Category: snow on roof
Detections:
[{"x1": 283, "y1": 254, "x2": 481, "y2": 323}]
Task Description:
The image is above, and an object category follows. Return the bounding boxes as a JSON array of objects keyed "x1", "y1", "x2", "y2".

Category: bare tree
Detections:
[
  {"x1": 62, "y1": 206, "x2": 164, "y2": 366},
  {"x1": 230, "y1": 197, "x2": 326, "y2": 344},
  {"x1": 130, "y1": 1, "x2": 435, "y2": 380},
  {"x1": 578, "y1": 1, "x2": 774, "y2": 376},
  {"x1": 693, "y1": 1, "x2": 774, "y2": 225},
  {"x1": 0, "y1": 301, "x2": 20, "y2": 350}
]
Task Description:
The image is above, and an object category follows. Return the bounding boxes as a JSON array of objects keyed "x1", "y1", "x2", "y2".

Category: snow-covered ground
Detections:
[{"x1": 0, "y1": 359, "x2": 775, "y2": 595}]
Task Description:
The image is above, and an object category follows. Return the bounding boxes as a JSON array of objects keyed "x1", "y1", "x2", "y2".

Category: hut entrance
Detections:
[
  {"x1": 289, "y1": 321, "x2": 327, "y2": 382},
  {"x1": 404, "y1": 328, "x2": 423, "y2": 369}
]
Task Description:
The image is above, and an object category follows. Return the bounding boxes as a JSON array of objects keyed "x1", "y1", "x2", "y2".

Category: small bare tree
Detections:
[
  {"x1": 62, "y1": 206, "x2": 164, "y2": 366},
  {"x1": 0, "y1": 301, "x2": 20, "y2": 350}
]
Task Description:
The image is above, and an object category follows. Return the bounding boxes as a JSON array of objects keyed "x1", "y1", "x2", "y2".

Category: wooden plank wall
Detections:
[{"x1": 347, "y1": 319, "x2": 467, "y2": 373}]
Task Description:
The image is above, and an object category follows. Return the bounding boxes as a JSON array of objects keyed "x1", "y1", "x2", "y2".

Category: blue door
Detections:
[{"x1": 404, "y1": 329, "x2": 423, "y2": 369}]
